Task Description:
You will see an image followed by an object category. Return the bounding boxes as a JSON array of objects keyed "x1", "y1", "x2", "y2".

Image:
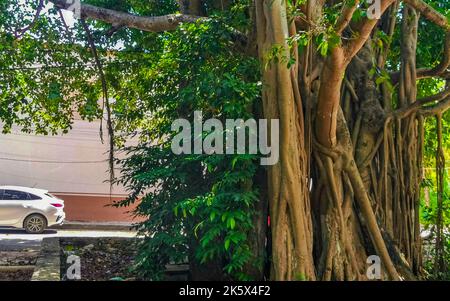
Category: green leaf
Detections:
[
  {"x1": 229, "y1": 217, "x2": 236, "y2": 230},
  {"x1": 318, "y1": 40, "x2": 329, "y2": 57},
  {"x1": 328, "y1": 32, "x2": 341, "y2": 48},
  {"x1": 225, "y1": 238, "x2": 231, "y2": 250}
]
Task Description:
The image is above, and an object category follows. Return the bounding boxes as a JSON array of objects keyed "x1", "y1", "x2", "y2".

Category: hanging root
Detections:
[
  {"x1": 344, "y1": 156, "x2": 401, "y2": 280},
  {"x1": 434, "y1": 114, "x2": 446, "y2": 276},
  {"x1": 80, "y1": 19, "x2": 115, "y2": 189}
]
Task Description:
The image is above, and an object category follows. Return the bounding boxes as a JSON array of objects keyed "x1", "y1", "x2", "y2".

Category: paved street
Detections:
[{"x1": 0, "y1": 228, "x2": 137, "y2": 251}]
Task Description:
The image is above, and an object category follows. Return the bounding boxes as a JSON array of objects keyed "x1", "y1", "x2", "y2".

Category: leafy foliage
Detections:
[
  {"x1": 0, "y1": 0, "x2": 101, "y2": 134},
  {"x1": 1, "y1": 0, "x2": 262, "y2": 280},
  {"x1": 1, "y1": 0, "x2": 450, "y2": 281},
  {"x1": 111, "y1": 9, "x2": 263, "y2": 280}
]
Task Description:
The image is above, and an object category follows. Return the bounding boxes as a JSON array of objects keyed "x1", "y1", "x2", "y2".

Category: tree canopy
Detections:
[{"x1": 1, "y1": 0, "x2": 449, "y2": 280}]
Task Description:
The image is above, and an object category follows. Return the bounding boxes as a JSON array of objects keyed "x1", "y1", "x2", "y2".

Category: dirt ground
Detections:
[
  {"x1": 0, "y1": 269, "x2": 34, "y2": 281},
  {"x1": 60, "y1": 237, "x2": 140, "y2": 281}
]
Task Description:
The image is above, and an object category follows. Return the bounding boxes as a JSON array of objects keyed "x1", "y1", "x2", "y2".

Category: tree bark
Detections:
[
  {"x1": 256, "y1": 0, "x2": 315, "y2": 280},
  {"x1": 39, "y1": 0, "x2": 450, "y2": 280},
  {"x1": 49, "y1": 0, "x2": 202, "y2": 32}
]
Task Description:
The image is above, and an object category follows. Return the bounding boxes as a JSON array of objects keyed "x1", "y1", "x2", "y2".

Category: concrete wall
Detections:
[{"x1": 0, "y1": 120, "x2": 141, "y2": 223}]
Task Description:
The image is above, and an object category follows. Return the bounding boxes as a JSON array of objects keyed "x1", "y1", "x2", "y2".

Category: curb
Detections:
[
  {"x1": 50, "y1": 221, "x2": 136, "y2": 232},
  {"x1": 31, "y1": 237, "x2": 60, "y2": 281}
]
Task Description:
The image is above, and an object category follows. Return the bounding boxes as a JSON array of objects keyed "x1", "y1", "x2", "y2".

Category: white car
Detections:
[{"x1": 0, "y1": 186, "x2": 65, "y2": 233}]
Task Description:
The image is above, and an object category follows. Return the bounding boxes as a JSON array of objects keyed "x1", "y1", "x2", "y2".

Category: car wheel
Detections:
[{"x1": 24, "y1": 214, "x2": 47, "y2": 234}]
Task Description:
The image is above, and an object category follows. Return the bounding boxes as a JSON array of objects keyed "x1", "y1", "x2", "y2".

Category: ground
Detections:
[
  {"x1": 60, "y1": 237, "x2": 140, "y2": 281},
  {"x1": 0, "y1": 228, "x2": 137, "y2": 281}
]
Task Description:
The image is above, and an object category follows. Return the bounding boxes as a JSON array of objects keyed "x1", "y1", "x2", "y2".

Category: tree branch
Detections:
[
  {"x1": 403, "y1": 0, "x2": 450, "y2": 31},
  {"x1": 391, "y1": 33, "x2": 450, "y2": 83},
  {"x1": 49, "y1": 0, "x2": 249, "y2": 53},
  {"x1": 393, "y1": 86, "x2": 450, "y2": 118},
  {"x1": 334, "y1": 0, "x2": 360, "y2": 35},
  {"x1": 421, "y1": 81, "x2": 450, "y2": 116},
  {"x1": 417, "y1": 33, "x2": 450, "y2": 77},
  {"x1": 49, "y1": 0, "x2": 203, "y2": 32},
  {"x1": 344, "y1": 0, "x2": 396, "y2": 61},
  {"x1": 421, "y1": 96, "x2": 450, "y2": 116},
  {"x1": 15, "y1": 0, "x2": 44, "y2": 38},
  {"x1": 392, "y1": 0, "x2": 450, "y2": 84}
]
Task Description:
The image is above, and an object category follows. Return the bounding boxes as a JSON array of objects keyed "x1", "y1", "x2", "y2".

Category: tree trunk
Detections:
[
  {"x1": 256, "y1": 0, "x2": 315, "y2": 280},
  {"x1": 254, "y1": 0, "x2": 424, "y2": 280}
]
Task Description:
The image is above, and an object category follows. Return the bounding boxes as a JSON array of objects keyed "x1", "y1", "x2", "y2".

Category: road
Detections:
[{"x1": 0, "y1": 228, "x2": 137, "y2": 251}]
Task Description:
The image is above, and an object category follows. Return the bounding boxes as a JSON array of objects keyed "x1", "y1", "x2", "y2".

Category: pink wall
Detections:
[{"x1": 54, "y1": 194, "x2": 145, "y2": 223}]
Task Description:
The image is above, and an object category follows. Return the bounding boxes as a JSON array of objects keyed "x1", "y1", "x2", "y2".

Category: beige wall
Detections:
[
  {"x1": 0, "y1": 120, "x2": 140, "y2": 222},
  {"x1": 0, "y1": 120, "x2": 126, "y2": 195}
]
